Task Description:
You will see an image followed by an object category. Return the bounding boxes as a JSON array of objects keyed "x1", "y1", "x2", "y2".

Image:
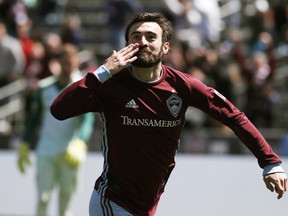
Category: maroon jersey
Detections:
[{"x1": 51, "y1": 64, "x2": 281, "y2": 216}]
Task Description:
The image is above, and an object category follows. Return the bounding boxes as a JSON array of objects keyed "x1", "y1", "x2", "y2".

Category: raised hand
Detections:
[{"x1": 103, "y1": 43, "x2": 139, "y2": 75}]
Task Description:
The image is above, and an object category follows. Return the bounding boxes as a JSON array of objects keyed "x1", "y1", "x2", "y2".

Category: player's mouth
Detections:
[{"x1": 136, "y1": 46, "x2": 151, "y2": 55}]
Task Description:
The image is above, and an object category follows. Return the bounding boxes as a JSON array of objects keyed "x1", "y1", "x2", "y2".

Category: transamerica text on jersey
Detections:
[{"x1": 121, "y1": 115, "x2": 182, "y2": 127}]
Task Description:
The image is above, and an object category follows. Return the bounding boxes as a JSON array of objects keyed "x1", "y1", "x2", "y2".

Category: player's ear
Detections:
[{"x1": 162, "y1": 42, "x2": 170, "y2": 55}]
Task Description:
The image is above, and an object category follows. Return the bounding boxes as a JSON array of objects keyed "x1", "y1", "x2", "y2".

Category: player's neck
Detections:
[{"x1": 130, "y1": 64, "x2": 162, "y2": 82}]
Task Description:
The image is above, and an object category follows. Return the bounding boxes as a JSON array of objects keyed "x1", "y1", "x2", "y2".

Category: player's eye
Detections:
[
  {"x1": 147, "y1": 35, "x2": 156, "y2": 41},
  {"x1": 131, "y1": 34, "x2": 141, "y2": 40}
]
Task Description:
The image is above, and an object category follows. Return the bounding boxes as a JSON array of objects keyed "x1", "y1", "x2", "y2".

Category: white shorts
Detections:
[
  {"x1": 37, "y1": 154, "x2": 79, "y2": 195},
  {"x1": 89, "y1": 189, "x2": 134, "y2": 216}
]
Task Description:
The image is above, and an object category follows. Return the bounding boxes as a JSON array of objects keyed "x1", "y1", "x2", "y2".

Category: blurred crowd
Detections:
[
  {"x1": 0, "y1": 0, "x2": 288, "y2": 151},
  {"x1": 160, "y1": 0, "x2": 288, "y2": 130},
  {"x1": 0, "y1": 0, "x2": 97, "y2": 138}
]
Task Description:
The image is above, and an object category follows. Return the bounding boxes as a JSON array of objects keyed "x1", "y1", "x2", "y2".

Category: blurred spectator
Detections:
[
  {"x1": 0, "y1": 0, "x2": 30, "y2": 37},
  {"x1": 16, "y1": 17, "x2": 34, "y2": 71},
  {"x1": 23, "y1": 41, "x2": 46, "y2": 113},
  {"x1": 106, "y1": 0, "x2": 143, "y2": 51},
  {"x1": 243, "y1": 51, "x2": 276, "y2": 127},
  {"x1": 36, "y1": 0, "x2": 68, "y2": 25},
  {"x1": 41, "y1": 32, "x2": 63, "y2": 79},
  {"x1": 275, "y1": 25, "x2": 288, "y2": 60},
  {"x1": 0, "y1": 19, "x2": 25, "y2": 87},
  {"x1": 11, "y1": 0, "x2": 29, "y2": 27},
  {"x1": 161, "y1": 0, "x2": 202, "y2": 48},
  {"x1": 61, "y1": 12, "x2": 84, "y2": 46},
  {"x1": 163, "y1": 40, "x2": 187, "y2": 71},
  {"x1": 24, "y1": 41, "x2": 46, "y2": 85},
  {"x1": 252, "y1": 31, "x2": 277, "y2": 79},
  {"x1": 17, "y1": 43, "x2": 95, "y2": 216},
  {"x1": 202, "y1": 48, "x2": 233, "y2": 101},
  {"x1": 191, "y1": 0, "x2": 221, "y2": 43},
  {"x1": 220, "y1": 0, "x2": 242, "y2": 28},
  {"x1": 161, "y1": 0, "x2": 221, "y2": 48}
]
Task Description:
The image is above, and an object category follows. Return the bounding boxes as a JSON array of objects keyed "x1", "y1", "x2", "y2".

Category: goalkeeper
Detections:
[{"x1": 17, "y1": 43, "x2": 95, "y2": 216}]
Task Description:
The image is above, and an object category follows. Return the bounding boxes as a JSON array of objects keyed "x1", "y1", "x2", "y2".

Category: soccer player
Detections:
[
  {"x1": 18, "y1": 43, "x2": 95, "y2": 216},
  {"x1": 50, "y1": 12, "x2": 287, "y2": 216}
]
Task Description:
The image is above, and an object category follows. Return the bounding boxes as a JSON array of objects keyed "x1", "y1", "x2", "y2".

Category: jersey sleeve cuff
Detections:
[
  {"x1": 263, "y1": 163, "x2": 285, "y2": 176},
  {"x1": 93, "y1": 65, "x2": 112, "y2": 83}
]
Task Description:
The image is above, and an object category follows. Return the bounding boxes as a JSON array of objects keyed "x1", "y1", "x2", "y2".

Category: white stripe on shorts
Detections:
[
  {"x1": 100, "y1": 196, "x2": 114, "y2": 216},
  {"x1": 89, "y1": 189, "x2": 134, "y2": 216}
]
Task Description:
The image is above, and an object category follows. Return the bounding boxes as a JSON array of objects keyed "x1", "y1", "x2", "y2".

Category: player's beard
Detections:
[{"x1": 131, "y1": 46, "x2": 164, "y2": 68}]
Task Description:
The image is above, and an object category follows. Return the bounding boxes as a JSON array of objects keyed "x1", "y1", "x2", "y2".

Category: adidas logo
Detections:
[{"x1": 125, "y1": 99, "x2": 139, "y2": 108}]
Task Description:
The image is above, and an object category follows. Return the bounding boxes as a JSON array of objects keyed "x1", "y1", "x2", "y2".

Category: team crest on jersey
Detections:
[{"x1": 166, "y1": 94, "x2": 182, "y2": 117}]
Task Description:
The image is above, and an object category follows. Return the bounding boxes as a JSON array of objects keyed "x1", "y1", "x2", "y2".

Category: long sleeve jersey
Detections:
[
  {"x1": 23, "y1": 72, "x2": 95, "y2": 156},
  {"x1": 50, "y1": 64, "x2": 282, "y2": 216}
]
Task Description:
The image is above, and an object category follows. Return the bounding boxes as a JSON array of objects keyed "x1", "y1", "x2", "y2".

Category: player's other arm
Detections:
[{"x1": 187, "y1": 77, "x2": 287, "y2": 199}]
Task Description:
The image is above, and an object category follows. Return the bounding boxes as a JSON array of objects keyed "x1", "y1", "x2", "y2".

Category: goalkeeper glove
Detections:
[
  {"x1": 17, "y1": 142, "x2": 30, "y2": 174},
  {"x1": 64, "y1": 138, "x2": 87, "y2": 168}
]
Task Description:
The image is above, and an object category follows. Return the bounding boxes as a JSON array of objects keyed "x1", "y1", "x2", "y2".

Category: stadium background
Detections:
[{"x1": 0, "y1": 0, "x2": 288, "y2": 215}]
